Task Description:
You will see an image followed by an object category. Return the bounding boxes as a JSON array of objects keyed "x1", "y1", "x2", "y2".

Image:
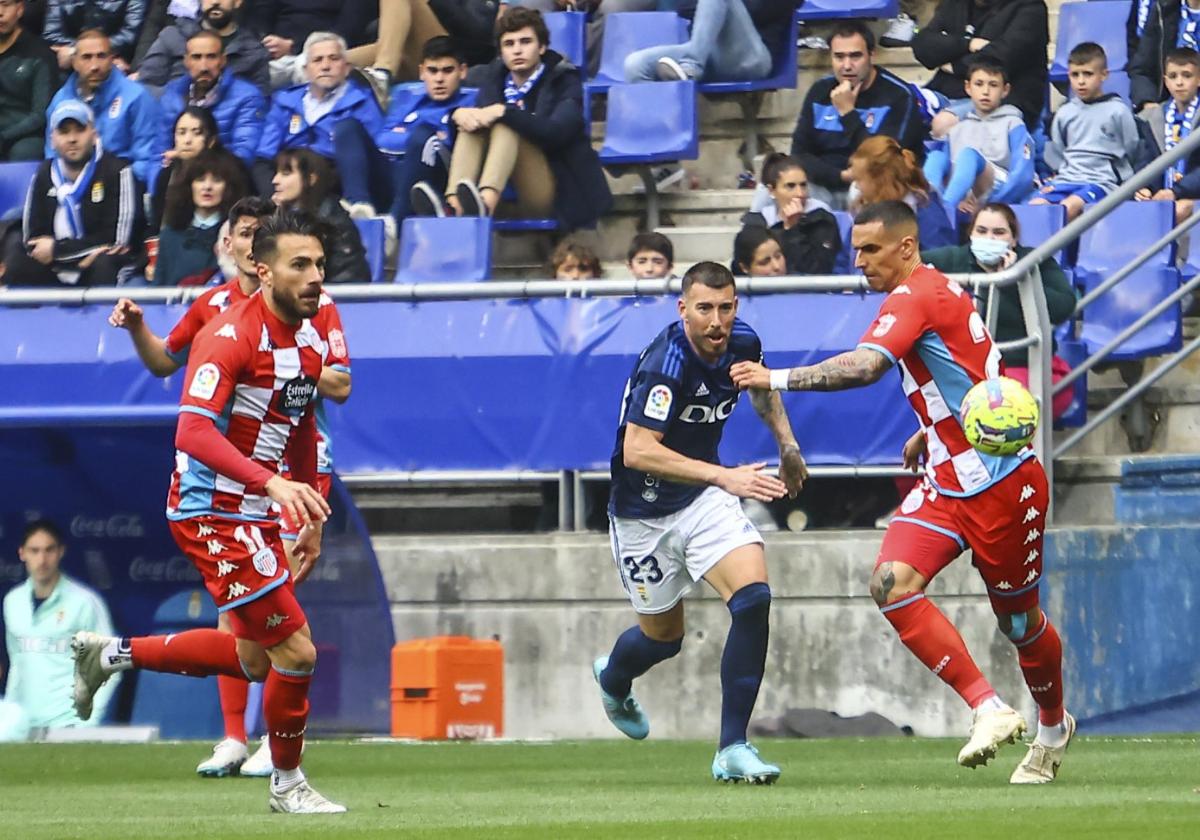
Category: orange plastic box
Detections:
[{"x1": 390, "y1": 636, "x2": 504, "y2": 740}]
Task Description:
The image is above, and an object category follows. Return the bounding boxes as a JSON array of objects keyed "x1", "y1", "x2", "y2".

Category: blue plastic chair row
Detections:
[
  {"x1": 1049, "y1": 0, "x2": 1132, "y2": 81},
  {"x1": 796, "y1": 0, "x2": 899, "y2": 22}
]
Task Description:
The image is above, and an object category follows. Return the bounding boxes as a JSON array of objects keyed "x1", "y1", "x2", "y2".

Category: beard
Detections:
[{"x1": 203, "y1": 7, "x2": 232, "y2": 29}]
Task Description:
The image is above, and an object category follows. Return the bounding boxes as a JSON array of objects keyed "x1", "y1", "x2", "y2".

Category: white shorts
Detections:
[{"x1": 608, "y1": 486, "x2": 763, "y2": 614}]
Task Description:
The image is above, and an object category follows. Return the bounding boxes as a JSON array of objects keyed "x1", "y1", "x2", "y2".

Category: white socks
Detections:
[
  {"x1": 976, "y1": 695, "x2": 1008, "y2": 714},
  {"x1": 271, "y1": 767, "x2": 305, "y2": 794},
  {"x1": 101, "y1": 638, "x2": 134, "y2": 673},
  {"x1": 1037, "y1": 719, "x2": 1070, "y2": 748}
]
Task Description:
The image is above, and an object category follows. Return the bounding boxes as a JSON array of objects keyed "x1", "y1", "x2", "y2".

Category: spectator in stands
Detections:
[
  {"x1": 737, "y1": 153, "x2": 840, "y2": 275},
  {"x1": 732, "y1": 224, "x2": 785, "y2": 276},
  {"x1": 0, "y1": 0, "x2": 57, "y2": 161},
  {"x1": 43, "y1": 0, "x2": 144, "y2": 68},
  {"x1": 443, "y1": 8, "x2": 612, "y2": 227},
  {"x1": 2, "y1": 519, "x2": 120, "y2": 728},
  {"x1": 381, "y1": 37, "x2": 475, "y2": 223},
  {"x1": 46, "y1": 29, "x2": 162, "y2": 186},
  {"x1": 514, "y1": 0, "x2": 652, "y2": 77},
  {"x1": 246, "y1": 0, "x2": 376, "y2": 89},
  {"x1": 154, "y1": 149, "x2": 246, "y2": 285},
  {"x1": 789, "y1": 21, "x2": 925, "y2": 208},
  {"x1": 270, "y1": 147, "x2": 369, "y2": 281},
  {"x1": 255, "y1": 32, "x2": 384, "y2": 212},
  {"x1": 848, "y1": 135, "x2": 956, "y2": 248},
  {"x1": 136, "y1": 0, "x2": 271, "y2": 95},
  {"x1": 922, "y1": 202, "x2": 1078, "y2": 418},
  {"x1": 1137, "y1": 47, "x2": 1200, "y2": 223},
  {"x1": 912, "y1": 0, "x2": 1048, "y2": 130},
  {"x1": 923, "y1": 55, "x2": 1035, "y2": 214},
  {"x1": 626, "y1": 231, "x2": 674, "y2": 279},
  {"x1": 549, "y1": 236, "x2": 600, "y2": 279},
  {"x1": 623, "y1": 0, "x2": 794, "y2": 84},
  {"x1": 6, "y1": 100, "x2": 140, "y2": 286},
  {"x1": 150, "y1": 105, "x2": 222, "y2": 230},
  {"x1": 1130, "y1": 0, "x2": 1191, "y2": 111},
  {"x1": 159, "y1": 30, "x2": 265, "y2": 165},
  {"x1": 1032, "y1": 43, "x2": 1139, "y2": 222}
]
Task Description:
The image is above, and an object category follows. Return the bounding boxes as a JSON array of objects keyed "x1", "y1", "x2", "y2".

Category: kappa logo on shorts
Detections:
[
  {"x1": 1025, "y1": 549, "x2": 1039, "y2": 566},
  {"x1": 215, "y1": 560, "x2": 238, "y2": 577},
  {"x1": 197, "y1": 523, "x2": 216, "y2": 537},
  {"x1": 1023, "y1": 568, "x2": 1039, "y2": 585},
  {"x1": 206, "y1": 539, "x2": 227, "y2": 555},
  {"x1": 1018, "y1": 484, "x2": 1036, "y2": 503},
  {"x1": 1022, "y1": 507, "x2": 1040, "y2": 524},
  {"x1": 227, "y1": 582, "x2": 250, "y2": 600},
  {"x1": 265, "y1": 613, "x2": 289, "y2": 629},
  {"x1": 1024, "y1": 528, "x2": 1041, "y2": 544},
  {"x1": 995, "y1": 580, "x2": 1013, "y2": 590}
]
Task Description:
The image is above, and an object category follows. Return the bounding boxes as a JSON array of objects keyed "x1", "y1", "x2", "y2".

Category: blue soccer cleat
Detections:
[
  {"x1": 592, "y1": 656, "x2": 649, "y2": 740},
  {"x1": 711, "y1": 742, "x2": 781, "y2": 785}
]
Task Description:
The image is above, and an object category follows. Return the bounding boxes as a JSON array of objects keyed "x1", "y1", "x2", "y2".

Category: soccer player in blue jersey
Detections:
[{"x1": 594, "y1": 261, "x2": 808, "y2": 784}]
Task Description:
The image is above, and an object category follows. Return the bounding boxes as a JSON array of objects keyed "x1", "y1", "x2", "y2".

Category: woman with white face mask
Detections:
[{"x1": 922, "y1": 202, "x2": 1079, "y2": 418}]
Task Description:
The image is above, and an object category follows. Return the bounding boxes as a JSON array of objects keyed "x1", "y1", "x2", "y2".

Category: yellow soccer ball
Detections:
[{"x1": 960, "y1": 377, "x2": 1039, "y2": 456}]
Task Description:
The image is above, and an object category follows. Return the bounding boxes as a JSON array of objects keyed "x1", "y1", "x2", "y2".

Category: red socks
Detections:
[
  {"x1": 131, "y1": 629, "x2": 245, "y2": 679},
  {"x1": 1015, "y1": 615, "x2": 1066, "y2": 726},
  {"x1": 218, "y1": 676, "x2": 249, "y2": 742},
  {"x1": 264, "y1": 667, "x2": 311, "y2": 771},
  {"x1": 881, "y1": 593, "x2": 996, "y2": 708}
]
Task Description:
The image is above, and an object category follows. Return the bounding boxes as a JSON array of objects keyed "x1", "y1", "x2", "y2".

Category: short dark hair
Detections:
[
  {"x1": 627, "y1": 232, "x2": 674, "y2": 264},
  {"x1": 853, "y1": 200, "x2": 919, "y2": 233},
  {"x1": 22, "y1": 519, "x2": 63, "y2": 547},
  {"x1": 760, "y1": 153, "x2": 806, "y2": 188},
  {"x1": 1165, "y1": 47, "x2": 1200, "y2": 71},
  {"x1": 732, "y1": 227, "x2": 779, "y2": 276},
  {"x1": 422, "y1": 35, "x2": 466, "y2": 64},
  {"x1": 75, "y1": 28, "x2": 110, "y2": 48},
  {"x1": 273, "y1": 148, "x2": 336, "y2": 214},
  {"x1": 163, "y1": 149, "x2": 248, "y2": 231},
  {"x1": 682, "y1": 260, "x2": 736, "y2": 293},
  {"x1": 496, "y1": 6, "x2": 550, "y2": 48},
  {"x1": 1068, "y1": 41, "x2": 1107, "y2": 69},
  {"x1": 228, "y1": 196, "x2": 276, "y2": 228},
  {"x1": 964, "y1": 54, "x2": 1008, "y2": 85},
  {"x1": 829, "y1": 20, "x2": 875, "y2": 53},
  {"x1": 171, "y1": 105, "x2": 222, "y2": 152},
  {"x1": 186, "y1": 29, "x2": 224, "y2": 52},
  {"x1": 253, "y1": 209, "x2": 328, "y2": 268},
  {"x1": 548, "y1": 237, "x2": 601, "y2": 278}
]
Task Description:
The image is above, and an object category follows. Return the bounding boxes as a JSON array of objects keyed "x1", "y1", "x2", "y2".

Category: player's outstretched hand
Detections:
[
  {"x1": 291, "y1": 521, "x2": 323, "y2": 585},
  {"x1": 902, "y1": 431, "x2": 926, "y2": 473},
  {"x1": 265, "y1": 476, "x2": 331, "y2": 531},
  {"x1": 109, "y1": 298, "x2": 144, "y2": 330},
  {"x1": 730, "y1": 361, "x2": 771, "y2": 391},
  {"x1": 779, "y1": 445, "x2": 809, "y2": 498},
  {"x1": 718, "y1": 462, "x2": 788, "y2": 503}
]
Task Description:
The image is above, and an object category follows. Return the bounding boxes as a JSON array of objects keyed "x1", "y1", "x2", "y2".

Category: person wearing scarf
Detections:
[
  {"x1": 438, "y1": 6, "x2": 611, "y2": 229},
  {"x1": 3, "y1": 99, "x2": 140, "y2": 286},
  {"x1": 1136, "y1": 46, "x2": 1200, "y2": 222}
]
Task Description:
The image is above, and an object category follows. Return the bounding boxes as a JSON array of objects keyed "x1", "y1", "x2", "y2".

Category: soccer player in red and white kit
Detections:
[
  {"x1": 109, "y1": 197, "x2": 352, "y2": 779},
  {"x1": 75, "y1": 210, "x2": 347, "y2": 813},
  {"x1": 731, "y1": 201, "x2": 1073, "y2": 785}
]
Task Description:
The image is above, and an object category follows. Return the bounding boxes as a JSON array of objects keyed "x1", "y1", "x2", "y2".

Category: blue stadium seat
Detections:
[
  {"x1": 588, "y1": 12, "x2": 688, "y2": 96},
  {"x1": 396, "y1": 217, "x2": 492, "y2": 282},
  {"x1": 1049, "y1": 0, "x2": 1132, "y2": 81},
  {"x1": 1055, "y1": 335, "x2": 1088, "y2": 429},
  {"x1": 1075, "y1": 201, "x2": 1182, "y2": 360},
  {"x1": 130, "y1": 589, "x2": 224, "y2": 740},
  {"x1": 697, "y1": 14, "x2": 799, "y2": 95},
  {"x1": 1012, "y1": 202, "x2": 1070, "y2": 268},
  {"x1": 796, "y1": 0, "x2": 899, "y2": 21},
  {"x1": 0, "y1": 160, "x2": 39, "y2": 221},
  {"x1": 354, "y1": 217, "x2": 386, "y2": 283},
  {"x1": 832, "y1": 210, "x2": 856, "y2": 274},
  {"x1": 492, "y1": 218, "x2": 559, "y2": 232},
  {"x1": 544, "y1": 11, "x2": 587, "y2": 70}
]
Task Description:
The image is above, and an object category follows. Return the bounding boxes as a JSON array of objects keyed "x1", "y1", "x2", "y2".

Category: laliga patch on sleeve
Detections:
[
  {"x1": 644, "y1": 384, "x2": 673, "y2": 421},
  {"x1": 188, "y1": 363, "x2": 220, "y2": 400}
]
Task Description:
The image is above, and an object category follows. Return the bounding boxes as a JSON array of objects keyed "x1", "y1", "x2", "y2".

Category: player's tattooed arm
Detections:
[
  {"x1": 785, "y1": 347, "x2": 893, "y2": 392},
  {"x1": 749, "y1": 389, "x2": 808, "y2": 496}
]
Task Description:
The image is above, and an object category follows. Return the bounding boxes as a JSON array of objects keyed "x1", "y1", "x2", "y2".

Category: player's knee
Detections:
[
  {"x1": 997, "y1": 607, "x2": 1042, "y2": 644},
  {"x1": 727, "y1": 582, "x2": 771, "y2": 624},
  {"x1": 870, "y1": 561, "x2": 922, "y2": 607},
  {"x1": 273, "y1": 633, "x2": 317, "y2": 673},
  {"x1": 241, "y1": 658, "x2": 270, "y2": 682}
]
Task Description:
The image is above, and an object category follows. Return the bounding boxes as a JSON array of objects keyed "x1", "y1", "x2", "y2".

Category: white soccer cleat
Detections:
[
  {"x1": 269, "y1": 781, "x2": 347, "y2": 814},
  {"x1": 1010, "y1": 713, "x2": 1076, "y2": 784},
  {"x1": 196, "y1": 737, "x2": 249, "y2": 777},
  {"x1": 957, "y1": 705, "x2": 1027, "y2": 768},
  {"x1": 70, "y1": 631, "x2": 116, "y2": 721},
  {"x1": 241, "y1": 736, "x2": 275, "y2": 777}
]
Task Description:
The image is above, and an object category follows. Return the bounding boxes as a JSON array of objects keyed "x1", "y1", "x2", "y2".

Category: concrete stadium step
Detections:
[
  {"x1": 1056, "y1": 382, "x2": 1200, "y2": 458},
  {"x1": 1054, "y1": 453, "x2": 1200, "y2": 526}
]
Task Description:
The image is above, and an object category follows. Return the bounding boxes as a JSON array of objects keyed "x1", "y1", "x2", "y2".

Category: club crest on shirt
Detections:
[
  {"x1": 109, "y1": 96, "x2": 122, "y2": 119},
  {"x1": 289, "y1": 114, "x2": 302, "y2": 134},
  {"x1": 274, "y1": 374, "x2": 317, "y2": 417},
  {"x1": 91, "y1": 181, "x2": 104, "y2": 203}
]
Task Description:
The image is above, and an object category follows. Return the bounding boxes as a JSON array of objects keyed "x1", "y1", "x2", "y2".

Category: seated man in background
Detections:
[
  {"x1": 136, "y1": 0, "x2": 271, "y2": 95},
  {"x1": 46, "y1": 29, "x2": 162, "y2": 186},
  {"x1": 0, "y1": 0, "x2": 58, "y2": 161},
  {"x1": 255, "y1": 32, "x2": 383, "y2": 212},
  {"x1": 159, "y1": 30, "x2": 265, "y2": 165},
  {"x1": 43, "y1": 0, "x2": 144, "y2": 69},
  {"x1": 245, "y1": 0, "x2": 375, "y2": 89},
  {"x1": 3, "y1": 519, "x2": 120, "y2": 728},
  {"x1": 6, "y1": 100, "x2": 140, "y2": 286}
]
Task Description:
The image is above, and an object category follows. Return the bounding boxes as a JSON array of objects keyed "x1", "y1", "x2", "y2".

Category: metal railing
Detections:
[{"x1": 5, "y1": 123, "x2": 1200, "y2": 528}]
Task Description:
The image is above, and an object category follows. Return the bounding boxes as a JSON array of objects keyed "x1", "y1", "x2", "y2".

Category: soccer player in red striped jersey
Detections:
[
  {"x1": 75, "y1": 211, "x2": 347, "y2": 813},
  {"x1": 731, "y1": 201, "x2": 1073, "y2": 785},
  {"x1": 109, "y1": 197, "x2": 352, "y2": 779}
]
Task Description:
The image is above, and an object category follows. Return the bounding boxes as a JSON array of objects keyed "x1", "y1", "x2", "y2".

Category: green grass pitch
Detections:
[{"x1": 3, "y1": 737, "x2": 1198, "y2": 839}]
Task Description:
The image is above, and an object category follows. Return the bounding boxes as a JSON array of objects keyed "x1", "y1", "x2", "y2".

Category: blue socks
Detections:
[
  {"x1": 943, "y1": 147, "x2": 989, "y2": 208},
  {"x1": 719, "y1": 582, "x2": 772, "y2": 750},
  {"x1": 600, "y1": 626, "x2": 682, "y2": 700}
]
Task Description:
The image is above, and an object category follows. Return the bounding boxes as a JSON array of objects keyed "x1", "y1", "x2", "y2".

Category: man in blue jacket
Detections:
[
  {"x1": 159, "y1": 29, "x2": 265, "y2": 165},
  {"x1": 254, "y1": 31, "x2": 383, "y2": 206},
  {"x1": 46, "y1": 28, "x2": 161, "y2": 186}
]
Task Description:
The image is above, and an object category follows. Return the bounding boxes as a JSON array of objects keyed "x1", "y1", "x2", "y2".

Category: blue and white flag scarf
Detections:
[
  {"x1": 503, "y1": 62, "x2": 546, "y2": 110},
  {"x1": 1165, "y1": 96, "x2": 1199, "y2": 187},
  {"x1": 1179, "y1": 2, "x2": 1200, "y2": 49},
  {"x1": 51, "y1": 138, "x2": 102, "y2": 239}
]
